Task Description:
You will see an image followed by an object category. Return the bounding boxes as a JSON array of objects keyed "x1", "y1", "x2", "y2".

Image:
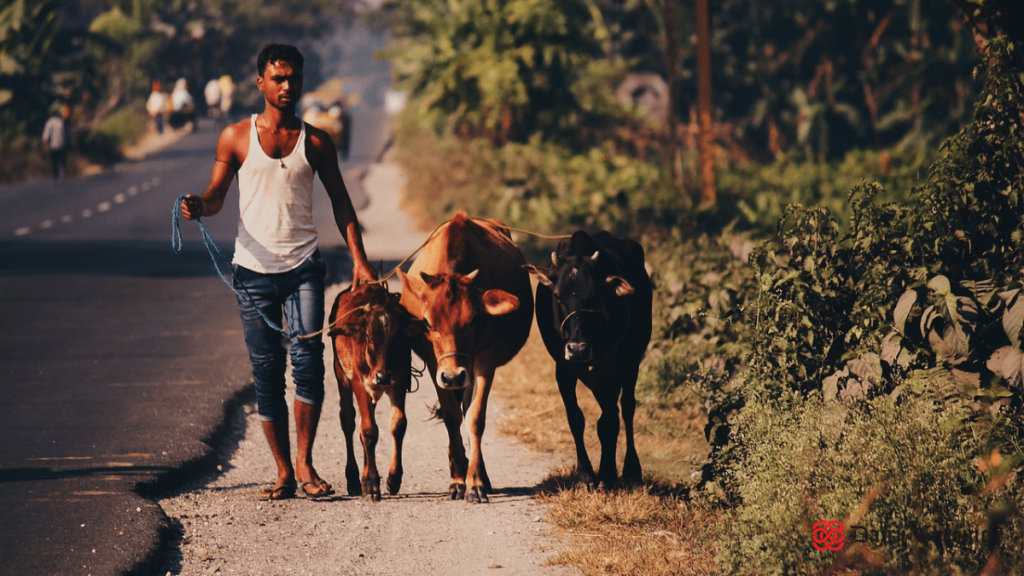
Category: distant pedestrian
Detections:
[
  {"x1": 41, "y1": 104, "x2": 68, "y2": 179},
  {"x1": 170, "y1": 78, "x2": 196, "y2": 130},
  {"x1": 205, "y1": 78, "x2": 223, "y2": 125},
  {"x1": 218, "y1": 75, "x2": 235, "y2": 122},
  {"x1": 147, "y1": 80, "x2": 169, "y2": 134}
]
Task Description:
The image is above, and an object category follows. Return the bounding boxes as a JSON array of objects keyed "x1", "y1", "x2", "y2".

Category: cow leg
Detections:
[
  {"x1": 336, "y1": 361, "x2": 361, "y2": 497},
  {"x1": 386, "y1": 382, "x2": 408, "y2": 495},
  {"x1": 436, "y1": 387, "x2": 468, "y2": 500},
  {"x1": 592, "y1": 377, "x2": 622, "y2": 487},
  {"x1": 557, "y1": 363, "x2": 596, "y2": 487},
  {"x1": 619, "y1": 367, "x2": 642, "y2": 483},
  {"x1": 464, "y1": 367, "x2": 495, "y2": 503},
  {"x1": 356, "y1": 392, "x2": 382, "y2": 502}
]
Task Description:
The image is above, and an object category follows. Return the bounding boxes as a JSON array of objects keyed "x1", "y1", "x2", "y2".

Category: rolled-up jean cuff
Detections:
[
  {"x1": 294, "y1": 394, "x2": 320, "y2": 407},
  {"x1": 258, "y1": 413, "x2": 283, "y2": 423}
]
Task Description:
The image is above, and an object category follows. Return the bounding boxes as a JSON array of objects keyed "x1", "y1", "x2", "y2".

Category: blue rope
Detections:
[{"x1": 171, "y1": 195, "x2": 304, "y2": 338}]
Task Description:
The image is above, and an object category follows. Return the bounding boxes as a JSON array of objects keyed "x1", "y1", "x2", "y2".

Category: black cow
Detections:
[{"x1": 526, "y1": 230, "x2": 652, "y2": 486}]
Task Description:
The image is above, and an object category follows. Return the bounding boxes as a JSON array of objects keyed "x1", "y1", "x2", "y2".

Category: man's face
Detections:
[{"x1": 257, "y1": 61, "x2": 303, "y2": 111}]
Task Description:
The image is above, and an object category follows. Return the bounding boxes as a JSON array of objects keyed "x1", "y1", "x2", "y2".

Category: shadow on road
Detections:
[
  {"x1": 0, "y1": 240, "x2": 222, "y2": 278},
  {"x1": 0, "y1": 241, "x2": 409, "y2": 284}
]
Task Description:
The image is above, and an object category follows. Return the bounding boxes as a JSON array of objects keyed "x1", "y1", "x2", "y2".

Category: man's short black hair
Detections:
[{"x1": 257, "y1": 44, "x2": 304, "y2": 76}]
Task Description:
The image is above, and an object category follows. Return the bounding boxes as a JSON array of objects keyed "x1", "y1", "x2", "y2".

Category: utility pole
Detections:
[
  {"x1": 695, "y1": 0, "x2": 716, "y2": 208},
  {"x1": 663, "y1": 0, "x2": 681, "y2": 188}
]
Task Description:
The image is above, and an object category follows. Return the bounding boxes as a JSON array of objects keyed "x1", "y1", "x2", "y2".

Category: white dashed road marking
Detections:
[{"x1": 12, "y1": 177, "x2": 151, "y2": 236}]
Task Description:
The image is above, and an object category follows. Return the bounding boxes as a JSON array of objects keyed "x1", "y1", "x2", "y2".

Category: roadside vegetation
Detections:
[{"x1": 382, "y1": 0, "x2": 1024, "y2": 573}]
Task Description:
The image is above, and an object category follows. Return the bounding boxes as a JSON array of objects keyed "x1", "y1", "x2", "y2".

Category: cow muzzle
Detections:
[
  {"x1": 363, "y1": 371, "x2": 394, "y2": 404},
  {"x1": 438, "y1": 367, "x2": 469, "y2": 389},
  {"x1": 564, "y1": 340, "x2": 593, "y2": 363}
]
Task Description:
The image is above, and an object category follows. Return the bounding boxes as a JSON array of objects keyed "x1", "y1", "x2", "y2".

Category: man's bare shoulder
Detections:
[
  {"x1": 215, "y1": 117, "x2": 252, "y2": 160},
  {"x1": 220, "y1": 117, "x2": 252, "y2": 143},
  {"x1": 303, "y1": 123, "x2": 334, "y2": 151},
  {"x1": 303, "y1": 122, "x2": 339, "y2": 169}
]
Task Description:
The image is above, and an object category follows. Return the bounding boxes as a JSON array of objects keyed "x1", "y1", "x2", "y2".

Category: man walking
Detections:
[
  {"x1": 42, "y1": 104, "x2": 68, "y2": 179},
  {"x1": 180, "y1": 44, "x2": 376, "y2": 500}
]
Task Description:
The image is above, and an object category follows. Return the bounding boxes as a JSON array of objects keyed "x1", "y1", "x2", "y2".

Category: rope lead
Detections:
[
  {"x1": 172, "y1": 197, "x2": 572, "y2": 339},
  {"x1": 172, "y1": 195, "x2": 312, "y2": 339}
]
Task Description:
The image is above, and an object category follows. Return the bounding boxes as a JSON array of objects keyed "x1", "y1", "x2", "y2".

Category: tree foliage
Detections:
[{"x1": 380, "y1": 0, "x2": 601, "y2": 146}]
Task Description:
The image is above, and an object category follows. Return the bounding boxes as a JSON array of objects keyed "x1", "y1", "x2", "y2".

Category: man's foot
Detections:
[
  {"x1": 298, "y1": 478, "x2": 335, "y2": 499},
  {"x1": 257, "y1": 483, "x2": 296, "y2": 501}
]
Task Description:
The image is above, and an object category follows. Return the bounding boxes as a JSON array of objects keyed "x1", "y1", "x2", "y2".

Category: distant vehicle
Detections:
[{"x1": 300, "y1": 79, "x2": 355, "y2": 160}]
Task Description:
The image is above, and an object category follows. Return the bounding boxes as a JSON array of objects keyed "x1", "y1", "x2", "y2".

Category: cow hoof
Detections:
[
  {"x1": 386, "y1": 474, "x2": 402, "y2": 495},
  {"x1": 448, "y1": 482, "x2": 466, "y2": 501},
  {"x1": 363, "y1": 480, "x2": 381, "y2": 502},
  {"x1": 465, "y1": 487, "x2": 489, "y2": 504},
  {"x1": 577, "y1": 471, "x2": 598, "y2": 490},
  {"x1": 346, "y1": 470, "x2": 362, "y2": 497},
  {"x1": 621, "y1": 467, "x2": 642, "y2": 485}
]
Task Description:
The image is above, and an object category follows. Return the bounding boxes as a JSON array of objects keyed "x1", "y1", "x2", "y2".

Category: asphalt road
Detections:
[{"x1": 0, "y1": 101, "x2": 391, "y2": 575}]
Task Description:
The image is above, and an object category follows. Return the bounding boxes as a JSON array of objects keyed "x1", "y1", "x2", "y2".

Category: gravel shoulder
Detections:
[{"x1": 158, "y1": 158, "x2": 568, "y2": 576}]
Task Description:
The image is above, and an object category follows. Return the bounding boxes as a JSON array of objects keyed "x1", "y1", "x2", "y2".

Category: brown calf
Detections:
[{"x1": 329, "y1": 283, "x2": 414, "y2": 501}]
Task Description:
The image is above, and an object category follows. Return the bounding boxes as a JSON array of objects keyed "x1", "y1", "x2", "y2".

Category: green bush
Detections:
[
  {"x1": 716, "y1": 393, "x2": 1023, "y2": 575},
  {"x1": 708, "y1": 37, "x2": 1024, "y2": 573},
  {"x1": 718, "y1": 147, "x2": 931, "y2": 233},
  {"x1": 637, "y1": 228, "x2": 756, "y2": 443},
  {"x1": 394, "y1": 110, "x2": 683, "y2": 238}
]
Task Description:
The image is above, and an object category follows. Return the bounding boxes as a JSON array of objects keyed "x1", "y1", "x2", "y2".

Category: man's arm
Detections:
[
  {"x1": 308, "y1": 126, "x2": 377, "y2": 284},
  {"x1": 180, "y1": 122, "x2": 245, "y2": 220}
]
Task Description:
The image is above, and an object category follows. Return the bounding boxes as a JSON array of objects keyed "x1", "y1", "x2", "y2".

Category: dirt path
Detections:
[{"x1": 158, "y1": 158, "x2": 567, "y2": 576}]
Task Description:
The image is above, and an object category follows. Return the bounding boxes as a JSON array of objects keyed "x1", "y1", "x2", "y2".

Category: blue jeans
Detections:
[{"x1": 233, "y1": 251, "x2": 326, "y2": 422}]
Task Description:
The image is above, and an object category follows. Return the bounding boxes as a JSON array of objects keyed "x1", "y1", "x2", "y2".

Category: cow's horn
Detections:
[
  {"x1": 465, "y1": 269, "x2": 479, "y2": 282},
  {"x1": 588, "y1": 251, "x2": 599, "y2": 262},
  {"x1": 551, "y1": 251, "x2": 557, "y2": 265}
]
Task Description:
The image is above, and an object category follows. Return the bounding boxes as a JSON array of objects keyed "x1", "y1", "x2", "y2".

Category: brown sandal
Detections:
[{"x1": 299, "y1": 478, "x2": 334, "y2": 499}]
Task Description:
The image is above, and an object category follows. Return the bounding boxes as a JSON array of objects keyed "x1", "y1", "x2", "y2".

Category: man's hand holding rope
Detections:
[{"x1": 180, "y1": 194, "x2": 205, "y2": 220}]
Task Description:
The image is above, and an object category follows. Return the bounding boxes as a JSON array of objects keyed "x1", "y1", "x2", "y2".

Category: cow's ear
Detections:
[
  {"x1": 419, "y1": 271, "x2": 446, "y2": 287},
  {"x1": 524, "y1": 264, "x2": 554, "y2": 288},
  {"x1": 605, "y1": 275, "x2": 635, "y2": 296},
  {"x1": 481, "y1": 289, "x2": 520, "y2": 316},
  {"x1": 397, "y1": 269, "x2": 423, "y2": 299}
]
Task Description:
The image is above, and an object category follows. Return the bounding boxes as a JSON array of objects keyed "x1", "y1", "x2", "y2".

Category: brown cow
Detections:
[
  {"x1": 328, "y1": 282, "x2": 414, "y2": 501},
  {"x1": 397, "y1": 212, "x2": 533, "y2": 503}
]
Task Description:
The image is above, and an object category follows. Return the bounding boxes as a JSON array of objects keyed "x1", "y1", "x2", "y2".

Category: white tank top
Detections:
[{"x1": 233, "y1": 114, "x2": 318, "y2": 273}]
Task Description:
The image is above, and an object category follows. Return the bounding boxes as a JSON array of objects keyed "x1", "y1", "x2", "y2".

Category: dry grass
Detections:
[
  {"x1": 535, "y1": 467, "x2": 720, "y2": 576},
  {"x1": 395, "y1": 138, "x2": 721, "y2": 575},
  {"x1": 488, "y1": 312, "x2": 721, "y2": 575}
]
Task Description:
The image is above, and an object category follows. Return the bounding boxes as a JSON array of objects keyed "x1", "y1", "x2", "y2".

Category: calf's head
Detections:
[
  {"x1": 526, "y1": 232, "x2": 635, "y2": 363},
  {"x1": 330, "y1": 284, "x2": 413, "y2": 403},
  {"x1": 398, "y1": 269, "x2": 519, "y2": 390}
]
